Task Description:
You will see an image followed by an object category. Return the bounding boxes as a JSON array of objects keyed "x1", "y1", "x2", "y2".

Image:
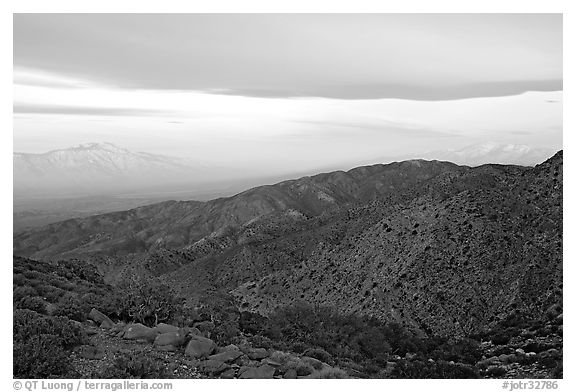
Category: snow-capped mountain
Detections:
[
  {"x1": 420, "y1": 142, "x2": 557, "y2": 167},
  {"x1": 13, "y1": 142, "x2": 215, "y2": 196}
]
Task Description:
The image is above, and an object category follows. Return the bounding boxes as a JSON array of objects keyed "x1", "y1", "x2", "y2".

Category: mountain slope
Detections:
[{"x1": 13, "y1": 159, "x2": 465, "y2": 259}]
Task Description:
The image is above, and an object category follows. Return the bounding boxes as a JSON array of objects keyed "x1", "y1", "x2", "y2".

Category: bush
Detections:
[
  {"x1": 14, "y1": 309, "x2": 87, "y2": 349},
  {"x1": 17, "y1": 296, "x2": 47, "y2": 314},
  {"x1": 13, "y1": 309, "x2": 86, "y2": 378},
  {"x1": 54, "y1": 293, "x2": 87, "y2": 322},
  {"x1": 106, "y1": 277, "x2": 184, "y2": 327},
  {"x1": 13, "y1": 285, "x2": 39, "y2": 302},
  {"x1": 101, "y1": 352, "x2": 167, "y2": 379},
  {"x1": 14, "y1": 334, "x2": 71, "y2": 378},
  {"x1": 391, "y1": 360, "x2": 479, "y2": 379}
]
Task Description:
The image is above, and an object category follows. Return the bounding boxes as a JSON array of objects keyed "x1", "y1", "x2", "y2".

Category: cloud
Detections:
[
  {"x1": 13, "y1": 14, "x2": 562, "y2": 100},
  {"x1": 13, "y1": 103, "x2": 172, "y2": 117}
]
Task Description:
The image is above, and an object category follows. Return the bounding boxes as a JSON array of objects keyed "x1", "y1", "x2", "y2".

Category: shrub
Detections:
[
  {"x1": 13, "y1": 334, "x2": 71, "y2": 378},
  {"x1": 391, "y1": 359, "x2": 479, "y2": 379},
  {"x1": 309, "y1": 367, "x2": 349, "y2": 379},
  {"x1": 14, "y1": 309, "x2": 86, "y2": 349},
  {"x1": 13, "y1": 285, "x2": 39, "y2": 302},
  {"x1": 106, "y1": 277, "x2": 184, "y2": 327},
  {"x1": 13, "y1": 309, "x2": 86, "y2": 378},
  {"x1": 17, "y1": 296, "x2": 47, "y2": 314},
  {"x1": 54, "y1": 293, "x2": 87, "y2": 322},
  {"x1": 101, "y1": 352, "x2": 167, "y2": 379}
]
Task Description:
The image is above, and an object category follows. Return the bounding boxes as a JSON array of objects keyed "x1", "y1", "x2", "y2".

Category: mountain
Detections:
[
  {"x1": 14, "y1": 142, "x2": 221, "y2": 196},
  {"x1": 419, "y1": 142, "x2": 556, "y2": 167},
  {"x1": 13, "y1": 152, "x2": 562, "y2": 338}
]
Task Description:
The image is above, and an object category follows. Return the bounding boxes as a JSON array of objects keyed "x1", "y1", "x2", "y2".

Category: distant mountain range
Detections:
[
  {"x1": 14, "y1": 141, "x2": 556, "y2": 198},
  {"x1": 418, "y1": 142, "x2": 557, "y2": 167},
  {"x1": 13, "y1": 142, "x2": 227, "y2": 196}
]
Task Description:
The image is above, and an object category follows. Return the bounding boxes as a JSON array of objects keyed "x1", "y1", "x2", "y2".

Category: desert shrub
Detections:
[
  {"x1": 248, "y1": 334, "x2": 274, "y2": 350},
  {"x1": 391, "y1": 359, "x2": 479, "y2": 379},
  {"x1": 14, "y1": 309, "x2": 86, "y2": 349},
  {"x1": 101, "y1": 352, "x2": 167, "y2": 379},
  {"x1": 13, "y1": 334, "x2": 71, "y2": 378},
  {"x1": 13, "y1": 285, "x2": 39, "y2": 302},
  {"x1": 54, "y1": 294, "x2": 87, "y2": 322},
  {"x1": 17, "y1": 296, "x2": 47, "y2": 314},
  {"x1": 491, "y1": 332, "x2": 511, "y2": 345},
  {"x1": 106, "y1": 277, "x2": 184, "y2": 327},
  {"x1": 13, "y1": 309, "x2": 86, "y2": 378},
  {"x1": 309, "y1": 367, "x2": 349, "y2": 379},
  {"x1": 431, "y1": 338, "x2": 482, "y2": 365},
  {"x1": 239, "y1": 311, "x2": 268, "y2": 335},
  {"x1": 485, "y1": 366, "x2": 507, "y2": 377},
  {"x1": 264, "y1": 302, "x2": 424, "y2": 365},
  {"x1": 552, "y1": 362, "x2": 563, "y2": 378}
]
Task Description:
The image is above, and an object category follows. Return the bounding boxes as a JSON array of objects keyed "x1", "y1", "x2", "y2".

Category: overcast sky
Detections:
[{"x1": 13, "y1": 14, "x2": 562, "y2": 172}]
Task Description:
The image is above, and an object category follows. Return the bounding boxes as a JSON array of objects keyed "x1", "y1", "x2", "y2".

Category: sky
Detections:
[{"x1": 13, "y1": 13, "x2": 562, "y2": 173}]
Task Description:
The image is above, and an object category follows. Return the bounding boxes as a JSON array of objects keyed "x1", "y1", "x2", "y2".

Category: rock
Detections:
[
  {"x1": 186, "y1": 327, "x2": 203, "y2": 337},
  {"x1": 185, "y1": 335, "x2": 216, "y2": 359},
  {"x1": 283, "y1": 369, "x2": 297, "y2": 379},
  {"x1": 239, "y1": 364, "x2": 276, "y2": 379},
  {"x1": 515, "y1": 348, "x2": 526, "y2": 356},
  {"x1": 220, "y1": 368, "x2": 236, "y2": 379},
  {"x1": 154, "y1": 323, "x2": 180, "y2": 334},
  {"x1": 156, "y1": 345, "x2": 179, "y2": 352},
  {"x1": 302, "y1": 356, "x2": 324, "y2": 370},
  {"x1": 154, "y1": 331, "x2": 186, "y2": 348},
  {"x1": 123, "y1": 323, "x2": 158, "y2": 342},
  {"x1": 100, "y1": 318, "x2": 115, "y2": 329},
  {"x1": 77, "y1": 345, "x2": 104, "y2": 360},
  {"x1": 247, "y1": 348, "x2": 269, "y2": 360},
  {"x1": 88, "y1": 308, "x2": 114, "y2": 327},
  {"x1": 218, "y1": 344, "x2": 240, "y2": 353},
  {"x1": 261, "y1": 358, "x2": 282, "y2": 367},
  {"x1": 208, "y1": 350, "x2": 244, "y2": 363},
  {"x1": 198, "y1": 360, "x2": 230, "y2": 376}
]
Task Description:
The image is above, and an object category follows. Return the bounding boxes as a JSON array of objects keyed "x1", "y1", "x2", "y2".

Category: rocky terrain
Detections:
[{"x1": 13, "y1": 152, "x2": 563, "y2": 378}]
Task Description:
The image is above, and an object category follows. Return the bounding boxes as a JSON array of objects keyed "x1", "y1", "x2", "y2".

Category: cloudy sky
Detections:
[{"x1": 13, "y1": 14, "x2": 562, "y2": 172}]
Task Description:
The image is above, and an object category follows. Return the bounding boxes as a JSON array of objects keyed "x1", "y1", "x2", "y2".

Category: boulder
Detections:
[
  {"x1": 247, "y1": 348, "x2": 269, "y2": 360},
  {"x1": 88, "y1": 308, "x2": 114, "y2": 327},
  {"x1": 283, "y1": 369, "x2": 297, "y2": 379},
  {"x1": 198, "y1": 360, "x2": 230, "y2": 376},
  {"x1": 218, "y1": 344, "x2": 240, "y2": 353},
  {"x1": 100, "y1": 318, "x2": 115, "y2": 329},
  {"x1": 208, "y1": 350, "x2": 244, "y2": 363},
  {"x1": 185, "y1": 327, "x2": 203, "y2": 337},
  {"x1": 123, "y1": 323, "x2": 158, "y2": 342},
  {"x1": 156, "y1": 345, "x2": 179, "y2": 352},
  {"x1": 302, "y1": 356, "x2": 324, "y2": 370},
  {"x1": 154, "y1": 331, "x2": 186, "y2": 348},
  {"x1": 239, "y1": 364, "x2": 276, "y2": 379},
  {"x1": 261, "y1": 358, "x2": 282, "y2": 367},
  {"x1": 220, "y1": 368, "x2": 236, "y2": 379},
  {"x1": 154, "y1": 323, "x2": 180, "y2": 334},
  {"x1": 185, "y1": 335, "x2": 217, "y2": 359}
]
